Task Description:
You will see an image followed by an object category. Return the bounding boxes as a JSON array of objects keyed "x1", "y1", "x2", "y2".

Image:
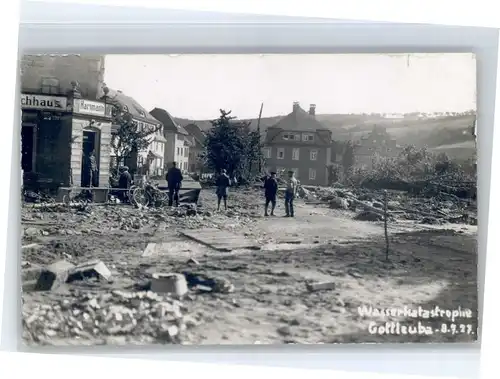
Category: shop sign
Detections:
[
  {"x1": 74, "y1": 99, "x2": 107, "y2": 117},
  {"x1": 21, "y1": 94, "x2": 67, "y2": 111}
]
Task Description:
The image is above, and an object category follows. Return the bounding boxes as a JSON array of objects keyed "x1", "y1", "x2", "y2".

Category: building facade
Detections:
[
  {"x1": 21, "y1": 54, "x2": 106, "y2": 99},
  {"x1": 263, "y1": 102, "x2": 334, "y2": 186},
  {"x1": 103, "y1": 89, "x2": 166, "y2": 177},
  {"x1": 20, "y1": 55, "x2": 113, "y2": 191},
  {"x1": 183, "y1": 123, "x2": 206, "y2": 173},
  {"x1": 150, "y1": 108, "x2": 192, "y2": 172},
  {"x1": 352, "y1": 126, "x2": 401, "y2": 169}
]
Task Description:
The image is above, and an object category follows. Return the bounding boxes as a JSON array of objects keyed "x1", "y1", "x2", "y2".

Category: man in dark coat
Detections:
[
  {"x1": 263, "y1": 171, "x2": 278, "y2": 216},
  {"x1": 215, "y1": 169, "x2": 231, "y2": 211},
  {"x1": 166, "y1": 161, "x2": 183, "y2": 207},
  {"x1": 118, "y1": 166, "x2": 132, "y2": 202}
]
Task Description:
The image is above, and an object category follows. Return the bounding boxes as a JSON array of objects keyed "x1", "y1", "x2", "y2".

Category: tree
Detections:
[
  {"x1": 203, "y1": 109, "x2": 263, "y2": 179},
  {"x1": 103, "y1": 97, "x2": 161, "y2": 172}
]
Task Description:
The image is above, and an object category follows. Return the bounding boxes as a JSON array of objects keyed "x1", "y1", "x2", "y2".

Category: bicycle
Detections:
[{"x1": 131, "y1": 180, "x2": 169, "y2": 208}]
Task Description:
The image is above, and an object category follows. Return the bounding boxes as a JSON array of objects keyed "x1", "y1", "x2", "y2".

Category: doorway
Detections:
[
  {"x1": 21, "y1": 125, "x2": 35, "y2": 172},
  {"x1": 81, "y1": 130, "x2": 99, "y2": 187}
]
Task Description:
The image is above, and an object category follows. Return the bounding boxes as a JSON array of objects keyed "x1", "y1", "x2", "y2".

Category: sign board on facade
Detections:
[
  {"x1": 21, "y1": 94, "x2": 67, "y2": 111},
  {"x1": 73, "y1": 99, "x2": 108, "y2": 117}
]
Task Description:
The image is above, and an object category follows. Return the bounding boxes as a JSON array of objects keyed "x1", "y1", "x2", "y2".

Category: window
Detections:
[
  {"x1": 263, "y1": 147, "x2": 271, "y2": 159},
  {"x1": 309, "y1": 168, "x2": 316, "y2": 180},
  {"x1": 283, "y1": 133, "x2": 300, "y2": 141},
  {"x1": 292, "y1": 148, "x2": 300, "y2": 160},
  {"x1": 277, "y1": 148, "x2": 285, "y2": 159},
  {"x1": 40, "y1": 77, "x2": 60, "y2": 95},
  {"x1": 302, "y1": 133, "x2": 314, "y2": 142},
  {"x1": 177, "y1": 147, "x2": 180, "y2": 155},
  {"x1": 310, "y1": 150, "x2": 318, "y2": 161}
]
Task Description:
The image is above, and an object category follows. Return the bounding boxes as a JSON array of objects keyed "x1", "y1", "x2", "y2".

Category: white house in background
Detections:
[
  {"x1": 150, "y1": 107, "x2": 192, "y2": 172},
  {"x1": 103, "y1": 88, "x2": 167, "y2": 176}
]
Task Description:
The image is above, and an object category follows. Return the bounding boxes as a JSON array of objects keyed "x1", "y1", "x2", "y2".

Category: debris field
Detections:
[{"x1": 22, "y1": 186, "x2": 478, "y2": 345}]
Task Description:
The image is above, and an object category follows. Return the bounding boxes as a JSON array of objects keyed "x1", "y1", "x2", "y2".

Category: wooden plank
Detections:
[{"x1": 179, "y1": 228, "x2": 261, "y2": 252}]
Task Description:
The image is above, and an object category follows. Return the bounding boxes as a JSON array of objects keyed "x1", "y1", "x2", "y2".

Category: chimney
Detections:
[
  {"x1": 309, "y1": 104, "x2": 316, "y2": 116},
  {"x1": 293, "y1": 102, "x2": 300, "y2": 112}
]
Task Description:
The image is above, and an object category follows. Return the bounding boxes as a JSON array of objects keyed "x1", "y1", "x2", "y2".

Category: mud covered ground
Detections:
[{"x1": 21, "y1": 187, "x2": 478, "y2": 345}]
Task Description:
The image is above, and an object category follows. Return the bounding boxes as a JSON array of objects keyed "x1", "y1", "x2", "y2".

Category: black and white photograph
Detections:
[{"x1": 20, "y1": 53, "x2": 478, "y2": 346}]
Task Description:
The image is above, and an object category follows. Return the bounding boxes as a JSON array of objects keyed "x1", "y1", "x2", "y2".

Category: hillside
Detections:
[{"x1": 174, "y1": 113, "x2": 476, "y2": 160}]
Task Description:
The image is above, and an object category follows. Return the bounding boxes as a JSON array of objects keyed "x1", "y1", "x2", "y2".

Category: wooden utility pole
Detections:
[{"x1": 257, "y1": 102, "x2": 264, "y2": 173}]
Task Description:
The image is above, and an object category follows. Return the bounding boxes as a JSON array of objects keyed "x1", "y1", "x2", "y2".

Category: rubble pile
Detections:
[
  {"x1": 303, "y1": 186, "x2": 477, "y2": 225},
  {"x1": 22, "y1": 290, "x2": 198, "y2": 346},
  {"x1": 22, "y1": 200, "x2": 258, "y2": 236}
]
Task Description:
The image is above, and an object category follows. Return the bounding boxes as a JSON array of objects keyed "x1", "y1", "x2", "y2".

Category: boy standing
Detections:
[
  {"x1": 284, "y1": 170, "x2": 298, "y2": 217},
  {"x1": 216, "y1": 169, "x2": 231, "y2": 211}
]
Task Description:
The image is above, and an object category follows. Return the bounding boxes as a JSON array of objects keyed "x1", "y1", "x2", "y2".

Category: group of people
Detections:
[
  {"x1": 115, "y1": 161, "x2": 300, "y2": 217},
  {"x1": 115, "y1": 161, "x2": 184, "y2": 206},
  {"x1": 261, "y1": 170, "x2": 298, "y2": 217},
  {"x1": 213, "y1": 168, "x2": 299, "y2": 217}
]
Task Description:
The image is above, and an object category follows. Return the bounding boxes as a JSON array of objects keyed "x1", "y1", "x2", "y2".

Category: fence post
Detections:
[{"x1": 384, "y1": 190, "x2": 390, "y2": 261}]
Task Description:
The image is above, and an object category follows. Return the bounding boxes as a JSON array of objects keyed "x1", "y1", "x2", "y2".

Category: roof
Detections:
[
  {"x1": 153, "y1": 134, "x2": 167, "y2": 143},
  {"x1": 264, "y1": 104, "x2": 332, "y2": 144},
  {"x1": 183, "y1": 123, "x2": 206, "y2": 146},
  {"x1": 150, "y1": 107, "x2": 189, "y2": 135},
  {"x1": 103, "y1": 88, "x2": 159, "y2": 124},
  {"x1": 272, "y1": 105, "x2": 326, "y2": 132}
]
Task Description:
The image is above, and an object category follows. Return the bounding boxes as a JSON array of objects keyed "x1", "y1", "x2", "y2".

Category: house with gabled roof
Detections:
[
  {"x1": 102, "y1": 88, "x2": 167, "y2": 176},
  {"x1": 150, "y1": 107, "x2": 193, "y2": 172},
  {"x1": 263, "y1": 102, "x2": 334, "y2": 185}
]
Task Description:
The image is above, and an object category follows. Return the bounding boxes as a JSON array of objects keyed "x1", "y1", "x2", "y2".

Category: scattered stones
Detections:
[{"x1": 22, "y1": 290, "x2": 190, "y2": 346}]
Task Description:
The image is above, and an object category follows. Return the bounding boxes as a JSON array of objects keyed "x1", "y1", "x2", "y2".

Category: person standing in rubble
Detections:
[
  {"x1": 284, "y1": 170, "x2": 298, "y2": 217},
  {"x1": 216, "y1": 169, "x2": 231, "y2": 211},
  {"x1": 166, "y1": 161, "x2": 183, "y2": 207},
  {"x1": 263, "y1": 171, "x2": 278, "y2": 216},
  {"x1": 118, "y1": 166, "x2": 132, "y2": 203},
  {"x1": 87, "y1": 150, "x2": 98, "y2": 187}
]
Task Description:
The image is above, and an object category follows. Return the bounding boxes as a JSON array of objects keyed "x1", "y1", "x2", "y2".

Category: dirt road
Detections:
[{"x1": 21, "y1": 190, "x2": 478, "y2": 345}]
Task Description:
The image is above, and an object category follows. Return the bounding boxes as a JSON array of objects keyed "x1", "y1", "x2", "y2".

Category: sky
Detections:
[{"x1": 104, "y1": 53, "x2": 476, "y2": 120}]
